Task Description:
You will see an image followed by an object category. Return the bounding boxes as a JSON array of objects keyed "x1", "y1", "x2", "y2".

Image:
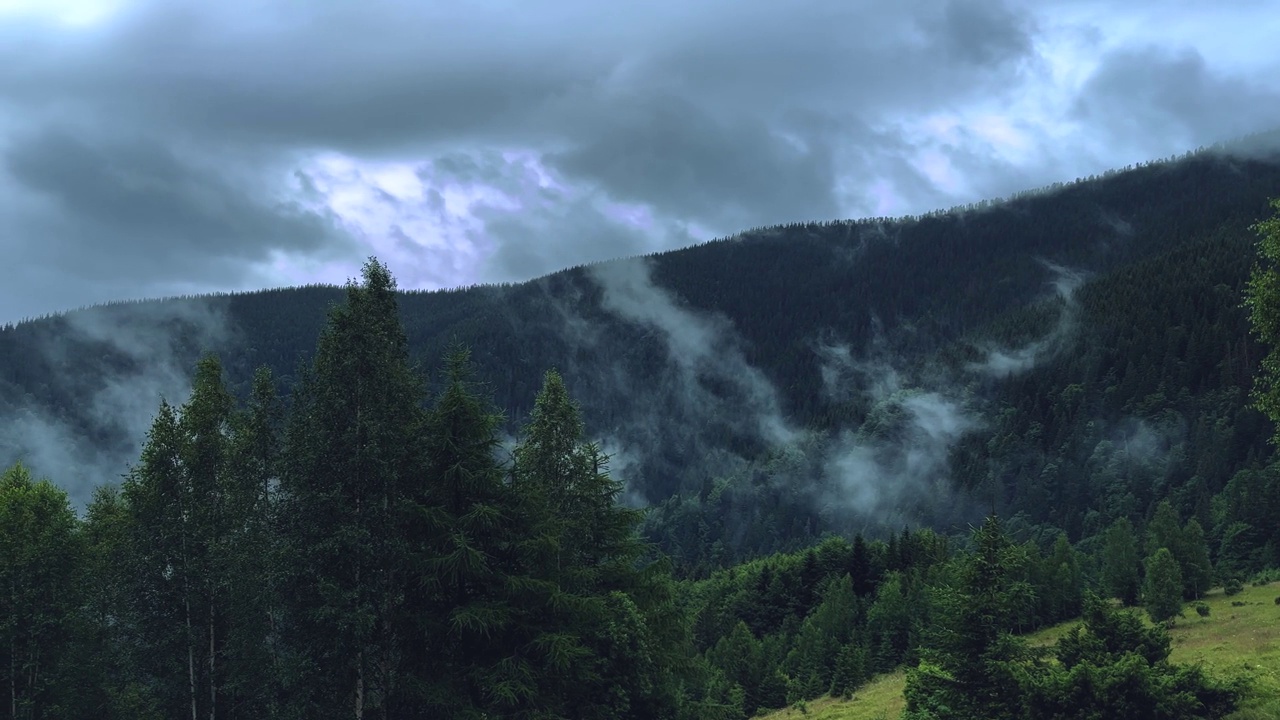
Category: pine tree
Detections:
[
  {"x1": 1145, "y1": 500, "x2": 1184, "y2": 559},
  {"x1": 403, "y1": 346, "x2": 533, "y2": 717},
  {"x1": 903, "y1": 516, "x2": 1029, "y2": 720},
  {"x1": 1180, "y1": 519, "x2": 1213, "y2": 600},
  {"x1": 177, "y1": 354, "x2": 236, "y2": 720},
  {"x1": 1143, "y1": 548, "x2": 1184, "y2": 623},
  {"x1": 222, "y1": 366, "x2": 284, "y2": 717},
  {"x1": 1100, "y1": 517, "x2": 1141, "y2": 606},
  {"x1": 510, "y1": 368, "x2": 690, "y2": 719},
  {"x1": 1044, "y1": 534, "x2": 1082, "y2": 622},
  {"x1": 121, "y1": 400, "x2": 203, "y2": 720},
  {"x1": 850, "y1": 534, "x2": 873, "y2": 597},
  {"x1": 0, "y1": 464, "x2": 84, "y2": 718},
  {"x1": 707, "y1": 621, "x2": 764, "y2": 715},
  {"x1": 80, "y1": 486, "x2": 162, "y2": 719},
  {"x1": 784, "y1": 574, "x2": 858, "y2": 700},
  {"x1": 276, "y1": 259, "x2": 424, "y2": 719}
]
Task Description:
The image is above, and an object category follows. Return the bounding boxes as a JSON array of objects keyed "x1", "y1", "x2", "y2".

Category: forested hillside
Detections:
[
  {"x1": 3, "y1": 253, "x2": 1275, "y2": 718},
  {"x1": 4, "y1": 139, "x2": 1280, "y2": 576}
]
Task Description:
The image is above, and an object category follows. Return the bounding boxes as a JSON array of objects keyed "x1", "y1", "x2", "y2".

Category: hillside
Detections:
[
  {"x1": 3, "y1": 138, "x2": 1280, "y2": 572},
  {"x1": 761, "y1": 580, "x2": 1280, "y2": 720}
]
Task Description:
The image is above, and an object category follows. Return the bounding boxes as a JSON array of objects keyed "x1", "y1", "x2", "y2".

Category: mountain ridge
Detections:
[{"x1": 3, "y1": 139, "x2": 1280, "y2": 574}]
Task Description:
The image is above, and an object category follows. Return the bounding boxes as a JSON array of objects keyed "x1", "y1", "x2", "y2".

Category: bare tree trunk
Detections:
[
  {"x1": 187, "y1": 594, "x2": 198, "y2": 720},
  {"x1": 209, "y1": 602, "x2": 216, "y2": 720},
  {"x1": 355, "y1": 650, "x2": 365, "y2": 720}
]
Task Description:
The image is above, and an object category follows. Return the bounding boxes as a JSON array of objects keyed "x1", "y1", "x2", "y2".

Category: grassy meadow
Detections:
[{"x1": 761, "y1": 581, "x2": 1280, "y2": 720}]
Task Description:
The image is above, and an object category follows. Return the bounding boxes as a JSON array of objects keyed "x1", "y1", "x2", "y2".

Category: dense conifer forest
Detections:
[{"x1": 4, "y1": 138, "x2": 1280, "y2": 718}]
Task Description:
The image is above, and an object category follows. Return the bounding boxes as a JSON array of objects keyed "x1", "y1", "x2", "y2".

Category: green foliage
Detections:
[
  {"x1": 903, "y1": 516, "x2": 1030, "y2": 720},
  {"x1": 1021, "y1": 593, "x2": 1240, "y2": 719},
  {"x1": 1101, "y1": 517, "x2": 1142, "y2": 606},
  {"x1": 1144, "y1": 548, "x2": 1185, "y2": 623},
  {"x1": 1224, "y1": 577, "x2": 1244, "y2": 596},
  {"x1": 275, "y1": 259, "x2": 426, "y2": 718},
  {"x1": 0, "y1": 464, "x2": 84, "y2": 718},
  {"x1": 1245, "y1": 197, "x2": 1280, "y2": 443}
]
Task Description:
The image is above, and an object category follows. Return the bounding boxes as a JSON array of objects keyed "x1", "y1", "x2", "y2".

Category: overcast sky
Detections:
[{"x1": 1, "y1": 0, "x2": 1278, "y2": 323}]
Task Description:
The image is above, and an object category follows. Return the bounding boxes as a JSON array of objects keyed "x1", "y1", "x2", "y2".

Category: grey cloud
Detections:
[
  {"x1": 0, "y1": 0, "x2": 1276, "y2": 321},
  {"x1": 1073, "y1": 45, "x2": 1280, "y2": 156},
  {"x1": 931, "y1": 0, "x2": 1037, "y2": 65},
  {"x1": 549, "y1": 94, "x2": 841, "y2": 230},
  {"x1": 419, "y1": 150, "x2": 684, "y2": 283},
  {"x1": 0, "y1": 126, "x2": 351, "y2": 319}
]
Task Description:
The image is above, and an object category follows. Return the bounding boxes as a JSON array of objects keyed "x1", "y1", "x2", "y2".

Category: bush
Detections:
[
  {"x1": 1224, "y1": 577, "x2": 1244, "y2": 596},
  {"x1": 1249, "y1": 567, "x2": 1280, "y2": 585},
  {"x1": 1193, "y1": 602, "x2": 1210, "y2": 618},
  {"x1": 1274, "y1": 596, "x2": 1279, "y2": 605}
]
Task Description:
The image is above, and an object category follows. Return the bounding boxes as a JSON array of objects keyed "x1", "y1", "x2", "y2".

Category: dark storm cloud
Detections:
[
  {"x1": 0, "y1": 125, "x2": 350, "y2": 320},
  {"x1": 549, "y1": 94, "x2": 842, "y2": 229},
  {"x1": 1072, "y1": 45, "x2": 1280, "y2": 155},
  {"x1": 0, "y1": 0, "x2": 1275, "y2": 321}
]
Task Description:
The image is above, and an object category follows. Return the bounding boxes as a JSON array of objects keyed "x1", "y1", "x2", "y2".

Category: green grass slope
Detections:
[{"x1": 762, "y1": 581, "x2": 1280, "y2": 720}]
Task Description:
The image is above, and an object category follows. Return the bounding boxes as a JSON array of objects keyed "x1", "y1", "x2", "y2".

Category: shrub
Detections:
[
  {"x1": 1224, "y1": 577, "x2": 1244, "y2": 596},
  {"x1": 1193, "y1": 602, "x2": 1210, "y2": 618},
  {"x1": 1249, "y1": 567, "x2": 1280, "y2": 585}
]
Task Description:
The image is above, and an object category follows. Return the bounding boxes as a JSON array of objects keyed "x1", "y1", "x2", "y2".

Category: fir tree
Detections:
[
  {"x1": 276, "y1": 259, "x2": 424, "y2": 719},
  {"x1": 1143, "y1": 548, "x2": 1184, "y2": 623},
  {"x1": 1101, "y1": 517, "x2": 1141, "y2": 606}
]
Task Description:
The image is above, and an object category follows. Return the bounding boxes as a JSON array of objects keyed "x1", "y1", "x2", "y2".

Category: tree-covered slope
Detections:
[{"x1": 3, "y1": 141, "x2": 1280, "y2": 568}]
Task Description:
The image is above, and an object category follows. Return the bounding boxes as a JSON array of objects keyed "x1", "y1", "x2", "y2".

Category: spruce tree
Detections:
[
  {"x1": 903, "y1": 516, "x2": 1028, "y2": 720},
  {"x1": 0, "y1": 464, "x2": 84, "y2": 718},
  {"x1": 276, "y1": 259, "x2": 424, "y2": 719},
  {"x1": 177, "y1": 354, "x2": 236, "y2": 720},
  {"x1": 1180, "y1": 519, "x2": 1213, "y2": 600},
  {"x1": 510, "y1": 368, "x2": 689, "y2": 719},
  {"x1": 222, "y1": 366, "x2": 284, "y2": 717},
  {"x1": 403, "y1": 346, "x2": 532, "y2": 717},
  {"x1": 121, "y1": 400, "x2": 203, "y2": 720},
  {"x1": 1143, "y1": 548, "x2": 1184, "y2": 623},
  {"x1": 1101, "y1": 517, "x2": 1141, "y2": 606}
]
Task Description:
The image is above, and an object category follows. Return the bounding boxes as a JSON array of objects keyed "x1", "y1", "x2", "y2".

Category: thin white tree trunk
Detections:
[
  {"x1": 355, "y1": 650, "x2": 365, "y2": 720},
  {"x1": 209, "y1": 602, "x2": 216, "y2": 720},
  {"x1": 187, "y1": 593, "x2": 198, "y2": 720}
]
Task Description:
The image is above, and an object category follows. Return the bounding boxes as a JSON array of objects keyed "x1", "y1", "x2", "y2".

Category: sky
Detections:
[{"x1": 1, "y1": 0, "x2": 1279, "y2": 324}]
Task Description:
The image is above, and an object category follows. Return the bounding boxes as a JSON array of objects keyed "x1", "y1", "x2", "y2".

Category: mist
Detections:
[
  {"x1": 967, "y1": 260, "x2": 1086, "y2": 377},
  {"x1": 0, "y1": 299, "x2": 231, "y2": 509}
]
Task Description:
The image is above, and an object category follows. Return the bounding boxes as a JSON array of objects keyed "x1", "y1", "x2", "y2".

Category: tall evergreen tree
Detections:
[
  {"x1": 1143, "y1": 549, "x2": 1184, "y2": 624},
  {"x1": 222, "y1": 367, "x2": 284, "y2": 717},
  {"x1": 121, "y1": 400, "x2": 203, "y2": 720},
  {"x1": 276, "y1": 259, "x2": 424, "y2": 719},
  {"x1": 79, "y1": 485, "x2": 162, "y2": 720},
  {"x1": 1101, "y1": 517, "x2": 1141, "y2": 606},
  {"x1": 177, "y1": 354, "x2": 237, "y2": 720},
  {"x1": 0, "y1": 464, "x2": 84, "y2": 719},
  {"x1": 402, "y1": 347, "x2": 542, "y2": 718},
  {"x1": 903, "y1": 516, "x2": 1029, "y2": 720},
  {"x1": 1180, "y1": 519, "x2": 1214, "y2": 600}
]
